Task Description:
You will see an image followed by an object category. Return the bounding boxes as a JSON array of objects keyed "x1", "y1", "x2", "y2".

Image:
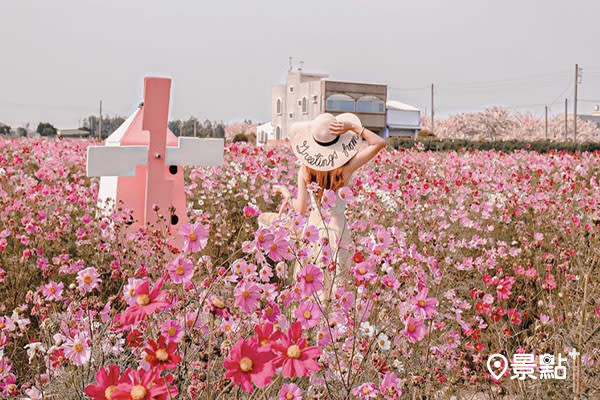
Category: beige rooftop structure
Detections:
[{"x1": 271, "y1": 68, "x2": 387, "y2": 141}]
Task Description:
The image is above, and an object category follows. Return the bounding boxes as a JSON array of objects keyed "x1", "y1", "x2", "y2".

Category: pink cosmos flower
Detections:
[
  {"x1": 334, "y1": 287, "x2": 355, "y2": 312},
  {"x1": 320, "y1": 189, "x2": 336, "y2": 209},
  {"x1": 166, "y1": 255, "x2": 194, "y2": 284},
  {"x1": 379, "y1": 372, "x2": 403, "y2": 399},
  {"x1": 179, "y1": 222, "x2": 210, "y2": 253},
  {"x1": 161, "y1": 320, "x2": 184, "y2": 343},
  {"x1": 259, "y1": 265, "x2": 273, "y2": 282},
  {"x1": 279, "y1": 383, "x2": 303, "y2": 400},
  {"x1": 63, "y1": 333, "x2": 90, "y2": 366},
  {"x1": 234, "y1": 281, "x2": 261, "y2": 313},
  {"x1": 255, "y1": 228, "x2": 274, "y2": 251},
  {"x1": 123, "y1": 277, "x2": 144, "y2": 306},
  {"x1": 403, "y1": 316, "x2": 427, "y2": 343},
  {"x1": 338, "y1": 186, "x2": 355, "y2": 202},
  {"x1": 381, "y1": 272, "x2": 400, "y2": 291},
  {"x1": 295, "y1": 301, "x2": 321, "y2": 329},
  {"x1": 297, "y1": 264, "x2": 323, "y2": 297},
  {"x1": 224, "y1": 337, "x2": 275, "y2": 393},
  {"x1": 266, "y1": 231, "x2": 291, "y2": 261},
  {"x1": 84, "y1": 365, "x2": 122, "y2": 400},
  {"x1": 352, "y1": 382, "x2": 379, "y2": 399},
  {"x1": 540, "y1": 313, "x2": 550, "y2": 324},
  {"x1": 41, "y1": 281, "x2": 64, "y2": 301},
  {"x1": 77, "y1": 266, "x2": 101, "y2": 293},
  {"x1": 272, "y1": 322, "x2": 321, "y2": 378},
  {"x1": 496, "y1": 276, "x2": 515, "y2": 301},
  {"x1": 350, "y1": 260, "x2": 378, "y2": 283},
  {"x1": 116, "y1": 277, "x2": 169, "y2": 327},
  {"x1": 302, "y1": 225, "x2": 319, "y2": 243},
  {"x1": 412, "y1": 289, "x2": 438, "y2": 319}
]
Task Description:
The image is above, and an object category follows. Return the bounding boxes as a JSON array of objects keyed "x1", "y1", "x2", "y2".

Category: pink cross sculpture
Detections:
[{"x1": 86, "y1": 77, "x2": 223, "y2": 243}]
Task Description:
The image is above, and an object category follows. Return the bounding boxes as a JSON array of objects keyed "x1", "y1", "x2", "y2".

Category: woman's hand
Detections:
[
  {"x1": 329, "y1": 120, "x2": 357, "y2": 137},
  {"x1": 272, "y1": 185, "x2": 291, "y2": 199}
]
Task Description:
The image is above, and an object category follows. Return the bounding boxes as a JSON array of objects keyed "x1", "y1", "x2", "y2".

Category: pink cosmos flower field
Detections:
[{"x1": 0, "y1": 137, "x2": 599, "y2": 399}]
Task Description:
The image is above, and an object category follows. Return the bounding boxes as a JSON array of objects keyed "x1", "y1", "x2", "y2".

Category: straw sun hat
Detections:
[{"x1": 289, "y1": 113, "x2": 362, "y2": 171}]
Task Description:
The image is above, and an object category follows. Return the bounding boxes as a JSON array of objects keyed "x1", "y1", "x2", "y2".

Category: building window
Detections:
[
  {"x1": 326, "y1": 94, "x2": 355, "y2": 112},
  {"x1": 276, "y1": 98, "x2": 282, "y2": 115},
  {"x1": 275, "y1": 126, "x2": 281, "y2": 140},
  {"x1": 289, "y1": 112, "x2": 294, "y2": 119},
  {"x1": 312, "y1": 95, "x2": 318, "y2": 104},
  {"x1": 289, "y1": 86, "x2": 294, "y2": 93},
  {"x1": 302, "y1": 97, "x2": 307, "y2": 114},
  {"x1": 356, "y1": 95, "x2": 385, "y2": 113}
]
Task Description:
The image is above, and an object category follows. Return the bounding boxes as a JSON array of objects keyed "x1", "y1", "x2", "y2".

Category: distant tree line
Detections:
[
  {"x1": 80, "y1": 115, "x2": 226, "y2": 139},
  {"x1": 167, "y1": 117, "x2": 226, "y2": 138}
]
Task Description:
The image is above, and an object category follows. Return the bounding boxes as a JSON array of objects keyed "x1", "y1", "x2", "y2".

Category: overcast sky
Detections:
[{"x1": 2, "y1": 0, "x2": 600, "y2": 128}]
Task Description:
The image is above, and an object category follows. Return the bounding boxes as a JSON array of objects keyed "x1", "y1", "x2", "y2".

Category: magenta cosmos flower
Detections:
[
  {"x1": 272, "y1": 322, "x2": 321, "y2": 378},
  {"x1": 403, "y1": 316, "x2": 427, "y2": 343},
  {"x1": 84, "y1": 365, "x2": 122, "y2": 400},
  {"x1": 234, "y1": 280, "x2": 262, "y2": 313},
  {"x1": 161, "y1": 319, "x2": 184, "y2": 343},
  {"x1": 224, "y1": 337, "x2": 275, "y2": 393},
  {"x1": 179, "y1": 222, "x2": 209, "y2": 253},
  {"x1": 111, "y1": 367, "x2": 177, "y2": 399},
  {"x1": 116, "y1": 277, "x2": 169, "y2": 327},
  {"x1": 166, "y1": 255, "x2": 194, "y2": 284},
  {"x1": 76, "y1": 266, "x2": 101, "y2": 293},
  {"x1": 297, "y1": 264, "x2": 323, "y2": 297}
]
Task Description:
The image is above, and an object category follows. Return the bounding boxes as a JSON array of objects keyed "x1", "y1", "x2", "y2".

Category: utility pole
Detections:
[
  {"x1": 98, "y1": 100, "x2": 102, "y2": 140},
  {"x1": 564, "y1": 98, "x2": 568, "y2": 141},
  {"x1": 193, "y1": 119, "x2": 197, "y2": 137},
  {"x1": 545, "y1": 105, "x2": 548, "y2": 140},
  {"x1": 431, "y1": 83, "x2": 435, "y2": 133},
  {"x1": 574, "y1": 64, "x2": 579, "y2": 142}
]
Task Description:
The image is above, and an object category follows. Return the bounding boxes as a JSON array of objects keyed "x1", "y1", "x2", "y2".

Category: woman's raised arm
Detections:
[
  {"x1": 331, "y1": 121, "x2": 385, "y2": 177},
  {"x1": 291, "y1": 165, "x2": 310, "y2": 215}
]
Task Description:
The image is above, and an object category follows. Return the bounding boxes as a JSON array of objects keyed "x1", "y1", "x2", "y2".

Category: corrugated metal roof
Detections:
[{"x1": 387, "y1": 100, "x2": 420, "y2": 112}]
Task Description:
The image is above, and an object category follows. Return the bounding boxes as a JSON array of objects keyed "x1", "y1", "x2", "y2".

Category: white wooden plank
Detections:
[
  {"x1": 87, "y1": 145, "x2": 148, "y2": 177},
  {"x1": 165, "y1": 137, "x2": 224, "y2": 166}
]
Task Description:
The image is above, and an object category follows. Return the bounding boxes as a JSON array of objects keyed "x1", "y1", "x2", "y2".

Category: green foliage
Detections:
[
  {"x1": 233, "y1": 133, "x2": 249, "y2": 142},
  {"x1": 387, "y1": 137, "x2": 600, "y2": 153},
  {"x1": 36, "y1": 122, "x2": 57, "y2": 136}
]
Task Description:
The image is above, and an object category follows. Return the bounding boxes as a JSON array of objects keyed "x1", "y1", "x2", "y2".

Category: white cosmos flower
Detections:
[
  {"x1": 377, "y1": 333, "x2": 391, "y2": 351},
  {"x1": 360, "y1": 321, "x2": 375, "y2": 337}
]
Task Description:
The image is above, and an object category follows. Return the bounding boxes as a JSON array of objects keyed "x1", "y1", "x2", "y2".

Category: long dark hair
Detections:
[{"x1": 305, "y1": 165, "x2": 345, "y2": 202}]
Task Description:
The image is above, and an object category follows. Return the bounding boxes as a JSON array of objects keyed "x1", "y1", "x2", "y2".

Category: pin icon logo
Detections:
[{"x1": 487, "y1": 354, "x2": 508, "y2": 380}]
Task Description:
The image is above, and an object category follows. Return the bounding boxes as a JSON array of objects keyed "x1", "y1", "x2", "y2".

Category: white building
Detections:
[
  {"x1": 256, "y1": 122, "x2": 275, "y2": 146},
  {"x1": 381, "y1": 100, "x2": 421, "y2": 138}
]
